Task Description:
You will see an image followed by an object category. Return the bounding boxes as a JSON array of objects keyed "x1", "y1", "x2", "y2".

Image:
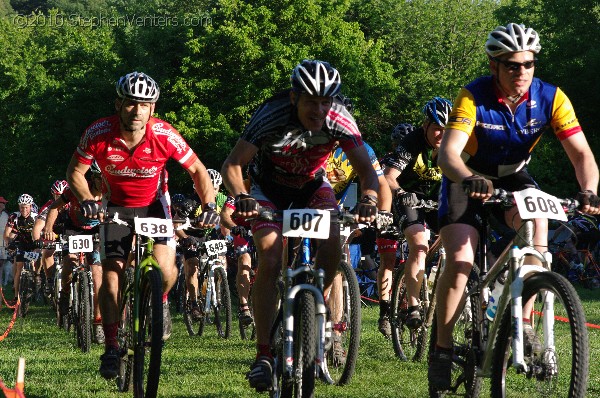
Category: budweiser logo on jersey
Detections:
[{"x1": 105, "y1": 164, "x2": 159, "y2": 178}]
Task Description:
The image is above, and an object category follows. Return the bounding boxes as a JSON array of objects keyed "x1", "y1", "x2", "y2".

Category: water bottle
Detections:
[{"x1": 485, "y1": 273, "x2": 506, "y2": 321}]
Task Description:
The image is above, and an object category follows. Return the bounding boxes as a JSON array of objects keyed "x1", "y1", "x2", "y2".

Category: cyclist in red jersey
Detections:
[
  {"x1": 222, "y1": 60, "x2": 379, "y2": 392},
  {"x1": 66, "y1": 71, "x2": 219, "y2": 380},
  {"x1": 32, "y1": 180, "x2": 70, "y2": 296},
  {"x1": 43, "y1": 162, "x2": 105, "y2": 342}
]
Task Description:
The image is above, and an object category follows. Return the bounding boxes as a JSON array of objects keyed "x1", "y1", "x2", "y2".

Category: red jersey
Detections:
[{"x1": 74, "y1": 115, "x2": 198, "y2": 207}]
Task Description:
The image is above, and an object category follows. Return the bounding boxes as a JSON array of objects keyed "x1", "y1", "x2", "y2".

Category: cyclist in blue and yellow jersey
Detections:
[
  {"x1": 222, "y1": 60, "x2": 379, "y2": 393},
  {"x1": 380, "y1": 97, "x2": 451, "y2": 336},
  {"x1": 430, "y1": 23, "x2": 600, "y2": 392}
]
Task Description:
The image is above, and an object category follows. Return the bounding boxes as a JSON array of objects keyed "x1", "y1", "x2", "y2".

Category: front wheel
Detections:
[
  {"x1": 133, "y1": 268, "x2": 163, "y2": 398},
  {"x1": 18, "y1": 271, "x2": 33, "y2": 318},
  {"x1": 491, "y1": 271, "x2": 589, "y2": 397},
  {"x1": 213, "y1": 266, "x2": 232, "y2": 338},
  {"x1": 293, "y1": 291, "x2": 316, "y2": 398},
  {"x1": 75, "y1": 270, "x2": 93, "y2": 353},
  {"x1": 117, "y1": 268, "x2": 134, "y2": 392}
]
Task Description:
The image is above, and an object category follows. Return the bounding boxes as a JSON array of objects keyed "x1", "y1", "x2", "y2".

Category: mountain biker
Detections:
[
  {"x1": 430, "y1": 23, "x2": 600, "y2": 391},
  {"x1": 173, "y1": 169, "x2": 229, "y2": 321},
  {"x1": 66, "y1": 71, "x2": 219, "y2": 380},
  {"x1": 221, "y1": 59, "x2": 379, "y2": 392},
  {"x1": 3, "y1": 194, "x2": 38, "y2": 303},
  {"x1": 41, "y1": 161, "x2": 105, "y2": 342},
  {"x1": 379, "y1": 97, "x2": 451, "y2": 336}
]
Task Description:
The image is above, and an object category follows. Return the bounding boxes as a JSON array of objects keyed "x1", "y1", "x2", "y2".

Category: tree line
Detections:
[{"x1": 0, "y1": 0, "x2": 598, "y2": 205}]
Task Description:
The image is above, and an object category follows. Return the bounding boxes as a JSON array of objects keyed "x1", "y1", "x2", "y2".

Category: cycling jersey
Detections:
[
  {"x1": 74, "y1": 115, "x2": 198, "y2": 207},
  {"x1": 445, "y1": 76, "x2": 582, "y2": 178},
  {"x1": 5, "y1": 212, "x2": 37, "y2": 246},
  {"x1": 243, "y1": 90, "x2": 364, "y2": 190},
  {"x1": 380, "y1": 127, "x2": 442, "y2": 200},
  {"x1": 326, "y1": 142, "x2": 383, "y2": 205}
]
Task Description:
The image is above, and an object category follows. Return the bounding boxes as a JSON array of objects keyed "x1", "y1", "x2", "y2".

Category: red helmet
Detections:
[{"x1": 51, "y1": 180, "x2": 69, "y2": 195}]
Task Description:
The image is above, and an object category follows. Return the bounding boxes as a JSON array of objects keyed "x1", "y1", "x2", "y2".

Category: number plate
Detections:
[
  {"x1": 134, "y1": 217, "x2": 174, "y2": 237},
  {"x1": 513, "y1": 188, "x2": 567, "y2": 221},
  {"x1": 23, "y1": 252, "x2": 40, "y2": 261},
  {"x1": 282, "y1": 209, "x2": 330, "y2": 239},
  {"x1": 204, "y1": 240, "x2": 228, "y2": 256},
  {"x1": 69, "y1": 235, "x2": 94, "y2": 253}
]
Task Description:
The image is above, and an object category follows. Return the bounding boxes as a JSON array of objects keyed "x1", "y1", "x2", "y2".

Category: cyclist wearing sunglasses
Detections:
[{"x1": 430, "y1": 22, "x2": 600, "y2": 392}]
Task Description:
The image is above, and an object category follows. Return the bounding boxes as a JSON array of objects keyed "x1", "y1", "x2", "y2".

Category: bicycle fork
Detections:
[{"x1": 281, "y1": 266, "x2": 332, "y2": 384}]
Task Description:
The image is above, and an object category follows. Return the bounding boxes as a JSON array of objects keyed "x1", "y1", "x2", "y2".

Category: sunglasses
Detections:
[{"x1": 492, "y1": 57, "x2": 537, "y2": 71}]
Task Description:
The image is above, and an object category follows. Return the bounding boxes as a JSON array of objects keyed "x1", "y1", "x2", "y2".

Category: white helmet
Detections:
[
  {"x1": 17, "y1": 194, "x2": 34, "y2": 205},
  {"x1": 116, "y1": 71, "x2": 160, "y2": 103},
  {"x1": 291, "y1": 60, "x2": 341, "y2": 97},
  {"x1": 207, "y1": 169, "x2": 222, "y2": 189},
  {"x1": 485, "y1": 23, "x2": 541, "y2": 57}
]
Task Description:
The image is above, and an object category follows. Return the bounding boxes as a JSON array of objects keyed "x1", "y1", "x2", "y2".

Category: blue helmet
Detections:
[
  {"x1": 391, "y1": 123, "x2": 415, "y2": 141},
  {"x1": 422, "y1": 97, "x2": 453, "y2": 127}
]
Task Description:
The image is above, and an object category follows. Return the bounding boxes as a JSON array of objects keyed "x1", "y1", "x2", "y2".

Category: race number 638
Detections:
[{"x1": 134, "y1": 217, "x2": 174, "y2": 238}]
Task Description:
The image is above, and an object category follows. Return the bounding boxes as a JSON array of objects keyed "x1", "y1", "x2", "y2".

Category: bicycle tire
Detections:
[
  {"x1": 18, "y1": 271, "x2": 33, "y2": 318},
  {"x1": 117, "y1": 267, "x2": 134, "y2": 392},
  {"x1": 428, "y1": 268, "x2": 482, "y2": 398},
  {"x1": 239, "y1": 292, "x2": 255, "y2": 340},
  {"x1": 63, "y1": 282, "x2": 74, "y2": 332},
  {"x1": 326, "y1": 260, "x2": 361, "y2": 385},
  {"x1": 490, "y1": 271, "x2": 589, "y2": 398},
  {"x1": 76, "y1": 270, "x2": 93, "y2": 353},
  {"x1": 213, "y1": 266, "x2": 232, "y2": 339},
  {"x1": 133, "y1": 268, "x2": 163, "y2": 398},
  {"x1": 54, "y1": 264, "x2": 62, "y2": 326},
  {"x1": 293, "y1": 290, "x2": 316, "y2": 398}
]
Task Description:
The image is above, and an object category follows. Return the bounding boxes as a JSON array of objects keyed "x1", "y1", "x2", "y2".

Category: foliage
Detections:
[{"x1": 0, "y1": 0, "x2": 598, "y2": 202}]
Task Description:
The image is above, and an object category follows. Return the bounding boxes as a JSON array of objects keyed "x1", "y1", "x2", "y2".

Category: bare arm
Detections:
[
  {"x1": 187, "y1": 158, "x2": 216, "y2": 206},
  {"x1": 561, "y1": 133, "x2": 599, "y2": 193},
  {"x1": 219, "y1": 206, "x2": 237, "y2": 230},
  {"x1": 376, "y1": 174, "x2": 392, "y2": 212},
  {"x1": 437, "y1": 128, "x2": 472, "y2": 184},
  {"x1": 344, "y1": 145, "x2": 379, "y2": 200},
  {"x1": 41, "y1": 197, "x2": 68, "y2": 238},
  {"x1": 221, "y1": 139, "x2": 258, "y2": 197},
  {"x1": 66, "y1": 155, "x2": 93, "y2": 202},
  {"x1": 383, "y1": 166, "x2": 401, "y2": 192}
]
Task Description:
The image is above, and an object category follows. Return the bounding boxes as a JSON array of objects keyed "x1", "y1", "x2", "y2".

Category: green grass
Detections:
[{"x1": 0, "y1": 285, "x2": 599, "y2": 397}]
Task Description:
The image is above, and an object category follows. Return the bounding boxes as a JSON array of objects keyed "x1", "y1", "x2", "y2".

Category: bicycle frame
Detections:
[
  {"x1": 199, "y1": 252, "x2": 227, "y2": 316},
  {"x1": 281, "y1": 237, "x2": 331, "y2": 384},
  {"x1": 474, "y1": 217, "x2": 552, "y2": 376}
]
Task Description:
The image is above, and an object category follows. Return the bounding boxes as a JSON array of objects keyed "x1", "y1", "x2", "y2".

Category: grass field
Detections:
[{"x1": 0, "y1": 285, "x2": 599, "y2": 398}]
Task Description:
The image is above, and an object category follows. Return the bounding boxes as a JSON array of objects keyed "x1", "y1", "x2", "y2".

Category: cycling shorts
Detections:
[
  {"x1": 100, "y1": 197, "x2": 174, "y2": 260},
  {"x1": 250, "y1": 179, "x2": 338, "y2": 234},
  {"x1": 438, "y1": 169, "x2": 538, "y2": 230}
]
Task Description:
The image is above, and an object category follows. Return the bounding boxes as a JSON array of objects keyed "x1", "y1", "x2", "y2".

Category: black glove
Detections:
[
  {"x1": 231, "y1": 225, "x2": 247, "y2": 236},
  {"x1": 397, "y1": 191, "x2": 419, "y2": 207},
  {"x1": 81, "y1": 200, "x2": 101, "y2": 218},
  {"x1": 34, "y1": 240, "x2": 44, "y2": 249},
  {"x1": 354, "y1": 195, "x2": 378, "y2": 220},
  {"x1": 576, "y1": 190, "x2": 600, "y2": 209},
  {"x1": 180, "y1": 236, "x2": 200, "y2": 248},
  {"x1": 462, "y1": 175, "x2": 493, "y2": 196},
  {"x1": 196, "y1": 210, "x2": 220, "y2": 226},
  {"x1": 7, "y1": 242, "x2": 17, "y2": 252},
  {"x1": 234, "y1": 193, "x2": 259, "y2": 214}
]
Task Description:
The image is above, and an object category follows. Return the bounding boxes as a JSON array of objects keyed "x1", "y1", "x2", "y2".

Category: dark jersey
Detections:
[{"x1": 380, "y1": 127, "x2": 441, "y2": 199}]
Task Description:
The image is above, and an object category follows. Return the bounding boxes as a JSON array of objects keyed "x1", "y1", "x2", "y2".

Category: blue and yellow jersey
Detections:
[
  {"x1": 326, "y1": 142, "x2": 383, "y2": 204},
  {"x1": 446, "y1": 76, "x2": 582, "y2": 178}
]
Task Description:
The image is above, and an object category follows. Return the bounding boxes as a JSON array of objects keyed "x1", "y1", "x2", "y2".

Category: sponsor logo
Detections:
[
  {"x1": 450, "y1": 116, "x2": 472, "y2": 126},
  {"x1": 143, "y1": 147, "x2": 152, "y2": 154},
  {"x1": 152, "y1": 122, "x2": 187, "y2": 153},
  {"x1": 106, "y1": 154, "x2": 125, "y2": 162},
  {"x1": 81, "y1": 119, "x2": 112, "y2": 147},
  {"x1": 105, "y1": 164, "x2": 159, "y2": 178},
  {"x1": 272, "y1": 129, "x2": 329, "y2": 156},
  {"x1": 527, "y1": 100, "x2": 537, "y2": 109},
  {"x1": 476, "y1": 121, "x2": 505, "y2": 131}
]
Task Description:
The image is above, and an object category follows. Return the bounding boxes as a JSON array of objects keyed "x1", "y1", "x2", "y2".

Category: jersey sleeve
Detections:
[
  {"x1": 551, "y1": 88, "x2": 583, "y2": 141},
  {"x1": 446, "y1": 87, "x2": 477, "y2": 136},
  {"x1": 149, "y1": 119, "x2": 198, "y2": 169}
]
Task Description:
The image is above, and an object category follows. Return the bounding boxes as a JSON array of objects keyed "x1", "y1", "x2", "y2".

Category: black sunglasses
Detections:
[{"x1": 492, "y1": 57, "x2": 537, "y2": 71}]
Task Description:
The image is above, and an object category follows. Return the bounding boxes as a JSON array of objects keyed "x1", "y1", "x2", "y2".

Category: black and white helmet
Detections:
[
  {"x1": 116, "y1": 71, "x2": 160, "y2": 103},
  {"x1": 291, "y1": 60, "x2": 341, "y2": 97},
  {"x1": 207, "y1": 169, "x2": 222, "y2": 189},
  {"x1": 17, "y1": 194, "x2": 34, "y2": 205},
  {"x1": 391, "y1": 123, "x2": 415, "y2": 141},
  {"x1": 485, "y1": 23, "x2": 541, "y2": 57}
]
